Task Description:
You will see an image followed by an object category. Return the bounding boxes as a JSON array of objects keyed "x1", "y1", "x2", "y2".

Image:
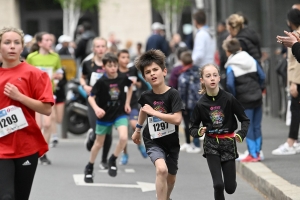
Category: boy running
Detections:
[
  {"x1": 84, "y1": 53, "x2": 133, "y2": 183},
  {"x1": 132, "y1": 49, "x2": 184, "y2": 200}
]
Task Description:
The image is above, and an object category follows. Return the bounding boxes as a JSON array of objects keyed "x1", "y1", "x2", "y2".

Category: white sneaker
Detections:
[
  {"x1": 186, "y1": 146, "x2": 201, "y2": 153},
  {"x1": 272, "y1": 143, "x2": 296, "y2": 155},
  {"x1": 180, "y1": 143, "x2": 192, "y2": 151},
  {"x1": 293, "y1": 142, "x2": 300, "y2": 153}
]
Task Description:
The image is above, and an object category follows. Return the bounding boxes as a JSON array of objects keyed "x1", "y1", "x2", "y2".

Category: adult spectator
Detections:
[
  {"x1": 226, "y1": 14, "x2": 262, "y2": 63},
  {"x1": 277, "y1": 31, "x2": 300, "y2": 63},
  {"x1": 273, "y1": 8, "x2": 300, "y2": 155},
  {"x1": 192, "y1": 9, "x2": 216, "y2": 68},
  {"x1": 145, "y1": 22, "x2": 169, "y2": 56},
  {"x1": 75, "y1": 21, "x2": 95, "y2": 62}
]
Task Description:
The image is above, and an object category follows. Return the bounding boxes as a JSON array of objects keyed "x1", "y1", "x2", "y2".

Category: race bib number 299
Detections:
[{"x1": 0, "y1": 106, "x2": 28, "y2": 138}]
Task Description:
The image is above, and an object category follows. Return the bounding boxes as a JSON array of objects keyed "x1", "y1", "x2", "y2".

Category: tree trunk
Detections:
[{"x1": 63, "y1": 0, "x2": 81, "y2": 39}]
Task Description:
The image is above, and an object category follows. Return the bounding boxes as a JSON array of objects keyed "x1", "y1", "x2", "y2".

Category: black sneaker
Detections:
[
  {"x1": 85, "y1": 129, "x2": 95, "y2": 151},
  {"x1": 108, "y1": 159, "x2": 117, "y2": 177},
  {"x1": 99, "y1": 161, "x2": 108, "y2": 170},
  {"x1": 84, "y1": 167, "x2": 94, "y2": 183},
  {"x1": 40, "y1": 155, "x2": 51, "y2": 165}
]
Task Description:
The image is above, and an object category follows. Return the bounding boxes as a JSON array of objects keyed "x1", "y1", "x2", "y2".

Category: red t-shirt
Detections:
[{"x1": 0, "y1": 62, "x2": 54, "y2": 158}]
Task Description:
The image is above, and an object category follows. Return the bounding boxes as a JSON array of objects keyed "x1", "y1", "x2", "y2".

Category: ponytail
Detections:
[{"x1": 30, "y1": 32, "x2": 48, "y2": 53}]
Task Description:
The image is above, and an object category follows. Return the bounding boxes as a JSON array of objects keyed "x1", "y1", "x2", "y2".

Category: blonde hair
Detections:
[
  {"x1": 91, "y1": 37, "x2": 107, "y2": 67},
  {"x1": 199, "y1": 64, "x2": 220, "y2": 94},
  {"x1": 226, "y1": 14, "x2": 244, "y2": 33},
  {"x1": 0, "y1": 27, "x2": 24, "y2": 47}
]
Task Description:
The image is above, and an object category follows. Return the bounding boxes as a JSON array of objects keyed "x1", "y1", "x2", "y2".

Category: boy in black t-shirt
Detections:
[
  {"x1": 84, "y1": 53, "x2": 133, "y2": 183},
  {"x1": 117, "y1": 49, "x2": 147, "y2": 165},
  {"x1": 132, "y1": 50, "x2": 184, "y2": 200}
]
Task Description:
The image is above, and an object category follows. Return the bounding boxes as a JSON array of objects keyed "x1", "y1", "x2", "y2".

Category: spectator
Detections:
[
  {"x1": 145, "y1": 22, "x2": 169, "y2": 56},
  {"x1": 192, "y1": 9, "x2": 216, "y2": 68}
]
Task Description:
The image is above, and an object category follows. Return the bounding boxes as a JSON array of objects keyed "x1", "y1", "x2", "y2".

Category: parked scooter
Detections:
[{"x1": 64, "y1": 79, "x2": 90, "y2": 135}]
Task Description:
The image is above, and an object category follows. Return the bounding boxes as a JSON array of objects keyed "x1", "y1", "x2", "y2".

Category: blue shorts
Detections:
[{"x1": 129, "y1": 108, "x2": 139, "y2": 121}]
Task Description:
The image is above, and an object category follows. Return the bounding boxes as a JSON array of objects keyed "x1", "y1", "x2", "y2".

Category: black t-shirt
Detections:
[
  {"x1": 138, "y1": 88, "x2": 184, "y2": 152},
  {"x1": 91, "y1": 73, "x2": 132, "y2": 121},
  {"x1": 118, "y1": 67, "x2": 141, "y2": 109},
  {"x1": 82, "y1": 59, "x2": 105, "y2": 86},
  {"x1": 189, "y1": 89, "x2": 250, "y2": 140}
]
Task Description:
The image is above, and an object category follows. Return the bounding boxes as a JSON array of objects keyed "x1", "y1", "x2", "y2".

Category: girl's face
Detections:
[
  {"x1": 143, "y1": 62, "x2": 167, "y2": 87},
  {"x1": 0, "y1": 31, "x2": 23, "y2": 62},
  {"x1": 38, "y1": 34, "x2": 53, "y2": 51},
  {"x1": 118, "y1": 52, "x2": 130, "y2": 68},
  {"x1": 200, "y1": 65, "x2": 220, "y2": 91},
  {"x1": 104, "y1": 62, "x2": 118, "y2": 78},
  {"x1": 93, "y1": 39, "x2": 107, "y2": 58}
]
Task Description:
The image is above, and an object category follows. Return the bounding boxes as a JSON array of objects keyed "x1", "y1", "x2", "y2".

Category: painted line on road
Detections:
[
  {"x1": 98, "y1": 168, "x2": 135, "y2": 173},
  {"x1": 73, "y1": 174, "x2": 155, "y2": 192}
]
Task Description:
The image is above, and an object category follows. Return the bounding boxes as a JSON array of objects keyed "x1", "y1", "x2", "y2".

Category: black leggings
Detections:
[
  {"x1": 206, "y1": 155, "x2": 237, "y2": 200},
  {"x1": 0, "y1": 153, "x2": 38, "y2": 200},
  {"x1": 87, "y1": 101, "x2": 112, "y2": 162},
  {"x1": 288, "y1": 95, "x2": 300, "y2": 140}
]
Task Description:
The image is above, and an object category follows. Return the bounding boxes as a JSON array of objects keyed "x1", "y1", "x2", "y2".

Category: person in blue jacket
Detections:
[{"x1": 223, "y1": 38, "x2": 265, "y2": 162}]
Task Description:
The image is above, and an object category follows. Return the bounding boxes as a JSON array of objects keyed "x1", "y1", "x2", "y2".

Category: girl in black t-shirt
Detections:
[
  {"x1": 189, "y1": 64, "x2": 250, "y2": 200},
  {"x1": 80, "y1": 37, "x2": 112, "y2": 170}
]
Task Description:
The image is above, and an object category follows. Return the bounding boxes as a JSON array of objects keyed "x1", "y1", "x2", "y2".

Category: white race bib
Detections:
[
  {"x1": 90, "y1": 72, "x2": 103, "y2": 86},
  {"x1": 36, "y1": 66, "x2": 53, "y2": 79},
  {"x1": 147, "y1": 116, "x2": 175, "y2": 139},
  {"x1": 0, "y1": 106, "x2": 29, "y2": 138}
]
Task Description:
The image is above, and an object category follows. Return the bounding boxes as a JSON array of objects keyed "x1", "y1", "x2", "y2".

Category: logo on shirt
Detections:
[
  {"x1": 153, "y1": 101, "x2": 167, "y2": 114},
  {"x1": 209, "y1": 109, "x2": 224, "y2": 129},
  {"x1": 109, "y1": 84, "x2": 120, "y2": 100},
  {"x1": 0, "y1": 110, "x2": 7, "y2": 118}
]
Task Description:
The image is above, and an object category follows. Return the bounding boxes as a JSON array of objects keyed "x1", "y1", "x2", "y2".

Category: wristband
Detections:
[
  {"x1": 136, "y1": 123, "x2": 143, "y2": 129},
  {"x1": 198, "y1": 127, "x2": 204, "y2": 137}
]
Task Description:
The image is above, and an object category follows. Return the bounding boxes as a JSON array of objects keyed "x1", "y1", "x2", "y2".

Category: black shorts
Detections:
[
  {"x1": 147, "y1": 146, "x2": 179, "y2": 175},
  {"x1": 203, "y1": 135, "x2": 238, "y2": 162}
]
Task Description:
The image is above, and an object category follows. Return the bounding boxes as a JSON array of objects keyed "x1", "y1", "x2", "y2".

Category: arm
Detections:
[
  {"x1": 192, "y1": 32, "x2": 206, "y2": 65},
  {"x1": 88, "y1": 95, "x2": 105, "y2": 119},
  {"x1": 189, "y1": 104, "x2": 202, "y2": 138},
  {"x1": 291, "y1": 42, "x2": 300, "y2": 63},
  {"x1": 232, "y1": 96, "x2": 250, "y2": 141},
  {"x1": 132, "y1": 109, "x2": 147, "y2": 144},
  {"x1": 226, "y1": 66, "x2": 236, "y2": 96},
  {"x1": 4, "y1": 83, "x2": 52, "y2": 116},
  {"x1": 124, "y1": 85, "x2": 133, "y2": 113}
]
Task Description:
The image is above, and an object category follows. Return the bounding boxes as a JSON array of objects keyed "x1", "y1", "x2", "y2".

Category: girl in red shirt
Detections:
[{"x1": 0, "y1": 27, "x2": 54, "y2": 200}]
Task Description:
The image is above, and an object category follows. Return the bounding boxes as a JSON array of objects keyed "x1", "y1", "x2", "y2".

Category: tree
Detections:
[
  {"x1": 152, "y1": 0, "x2": 191, "y2": 40},
  {"x1": 55, "y1": 0, "x2": 102, "y2": 39}
]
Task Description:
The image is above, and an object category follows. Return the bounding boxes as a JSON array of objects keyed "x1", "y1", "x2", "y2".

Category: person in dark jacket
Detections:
[
  {"x1": 223, "y1": 38, "x2": 265, "y2": 162},
  {"x1": 75, "y1": 22, "x2": 95, "y2": 62},
  {"x1": 145, "y1": 22, "x2": 169, "y2": 56}
]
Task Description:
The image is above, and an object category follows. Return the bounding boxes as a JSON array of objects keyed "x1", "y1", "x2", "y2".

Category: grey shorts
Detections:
[{"x1": 147, "y1": 146, "x2": 179, "y2": 175}]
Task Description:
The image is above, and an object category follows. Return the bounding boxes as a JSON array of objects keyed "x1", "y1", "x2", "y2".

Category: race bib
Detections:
[
  {"x1": 124, "y1": 76, "x2": 137, "y2": 92},
  {"x1": 0, "y1": 106, "x2": 28, "y2": 138},
  {"x1": 36, "y1": 66, "x2": 53, "y2": 79},
  {"x1": 147, "y1": 116, "x2": 175, "y2": 139},
  {"x1": 90, "y1": 72, "x2": 103, "y2": 86}
]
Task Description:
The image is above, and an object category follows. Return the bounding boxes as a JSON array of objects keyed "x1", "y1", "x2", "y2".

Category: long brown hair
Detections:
[
  {"x1": 30, "y1": 32, "x2": 48, "y2": 53},
  {"x1": 199, "y1": 64, "x2": 220, "y2": 94}
]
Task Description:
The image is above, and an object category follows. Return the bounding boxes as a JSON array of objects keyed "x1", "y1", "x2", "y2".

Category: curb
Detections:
[{"x1": 236, "y1": 162, "x2": 300, "y2": 200}]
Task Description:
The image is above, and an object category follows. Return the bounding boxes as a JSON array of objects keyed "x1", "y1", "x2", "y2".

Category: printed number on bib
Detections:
[
  {"x1": 0, "y1": 106, "x2": 28, "y2": 138},
  {"x1": 36, "y1": 66, "x2": 53, "y2": 79},
  {"x1": 148, "y1": 116, "x2": 175, "y2": 139},
  {"x1": 90, "y1": 72, "x2": 103, "y2": 86}
]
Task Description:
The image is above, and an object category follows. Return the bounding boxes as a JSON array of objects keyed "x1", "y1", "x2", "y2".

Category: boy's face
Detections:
[
  {"x1": 118, "y1": 52, "x2": 130, "y2": 68},
  {"x1": 104, "y1": 61, "x2": 118, "y2": 78},
  {"x1": 143, "y1": 62, "x2": 167, "y2": 87}
]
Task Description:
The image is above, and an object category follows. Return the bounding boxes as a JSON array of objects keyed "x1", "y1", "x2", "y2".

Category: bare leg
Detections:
[
  {"x1": 167, "y1": 174, "x2": 176, "y2": 200},
  {"x1": 89, "y1": 135, "x2": 106, "y2": 163},
  {"x1": 113, "y1": 125, "x2": 128, "y2": 157},
  {"x1": 155, "y1": 159, "x2": 168, "y2": 200}
]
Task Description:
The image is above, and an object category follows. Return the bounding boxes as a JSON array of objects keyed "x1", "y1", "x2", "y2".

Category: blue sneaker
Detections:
[
  {"x1": 120, "y1": 153, "x2": 129, "y2": 165},
  {"x1": 138, "y1": 144, "x2": 148, "y2": 158}
]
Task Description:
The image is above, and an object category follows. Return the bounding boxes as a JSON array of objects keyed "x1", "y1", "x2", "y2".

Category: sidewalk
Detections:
[{"x1": 236, "y1": 115, "x2": 300, "y2": 200}]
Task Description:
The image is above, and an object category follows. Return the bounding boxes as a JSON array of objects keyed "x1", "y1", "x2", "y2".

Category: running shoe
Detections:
[
  {"x1": 138, "y1": 144, "x2": 148, "y2": 158},
  {"x1": 119, "y1": 153, "x2": 129, "y2": 165},
  {"x1": 186, "y1": 145, "x2": 201, "y2": 153},
  {"x1": 108, "y1": 159, "x2": 118, "y2": 177},
  {"x1": 272, "y1": 142, "x2": 296, "y2": 155},
  {"x1": 99, "y1": 161, "x2": 108, "y2": 170},
  {"x1": 40, "y1": 154, "x2": 51, "y2": 165},
  {"x1": 240, "y1": 155, "x2": 260, "y2": 162},
  {"x1": 84, "y1": 167, "x2": 94, "y2": 183},
  {"x1": 294, "y1": 142, "x2": 300, "y2": 153},
  {"x1": 180, "y1": 143, "x2": 192, "y2": 151}
]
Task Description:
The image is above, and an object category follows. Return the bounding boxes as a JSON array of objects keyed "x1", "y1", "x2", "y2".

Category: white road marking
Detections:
[{"x1": 73, "y1": 174, "x2": 155, "y2": 192}]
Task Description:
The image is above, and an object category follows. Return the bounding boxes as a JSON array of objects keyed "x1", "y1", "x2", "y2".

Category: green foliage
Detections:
[
  {"x1": 152, "y1": 0, "x2": 191, "y2": 13},
  {"x1": 55, "y1": 0, "x2": 102, "y2": 11}
]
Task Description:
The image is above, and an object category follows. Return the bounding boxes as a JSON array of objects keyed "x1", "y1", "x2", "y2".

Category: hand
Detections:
[
  {"x1": 235, "y1": 134, "x2": 242, "y2": 143},
  {"x1": 124, "y1": 104, "x2": 131, "y2": 114},
  {"x1": 4, "y1": 83, "x2": 22, "y2": 101},
  {"x1": 290, "y1": 82, "x2": 299, "y2": 98},
  {"x1": 83, "y1": 85, "x2": 92, "y2": 95},
  {"x1": 141, "y1": 104, "x2": 156, "y2": 116},
  {"x1": 199, "y1": 127, "x2": 206, "y2": 136},
  {"x1": 276, "y1": 31, "x2": 298, "y2": 48},
  {"x1": 95, "y1": 107, "x2": 105, "y2": 119},
  {"x1": 132, "y1": 130, "x2": 141, "y2": 144}
]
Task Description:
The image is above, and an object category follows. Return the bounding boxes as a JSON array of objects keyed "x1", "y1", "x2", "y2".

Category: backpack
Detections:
[{"x1": 177, "y1": 65, "x2": 201, "y2": 110}]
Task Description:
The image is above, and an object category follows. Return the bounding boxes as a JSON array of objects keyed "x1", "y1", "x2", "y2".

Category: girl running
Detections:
[
  {"x1": 189, "y1": 64, "x2": 250, "y2": 200},
  {"x1": 0, "y1": 27, "x2": 54, "y2": 200}
]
